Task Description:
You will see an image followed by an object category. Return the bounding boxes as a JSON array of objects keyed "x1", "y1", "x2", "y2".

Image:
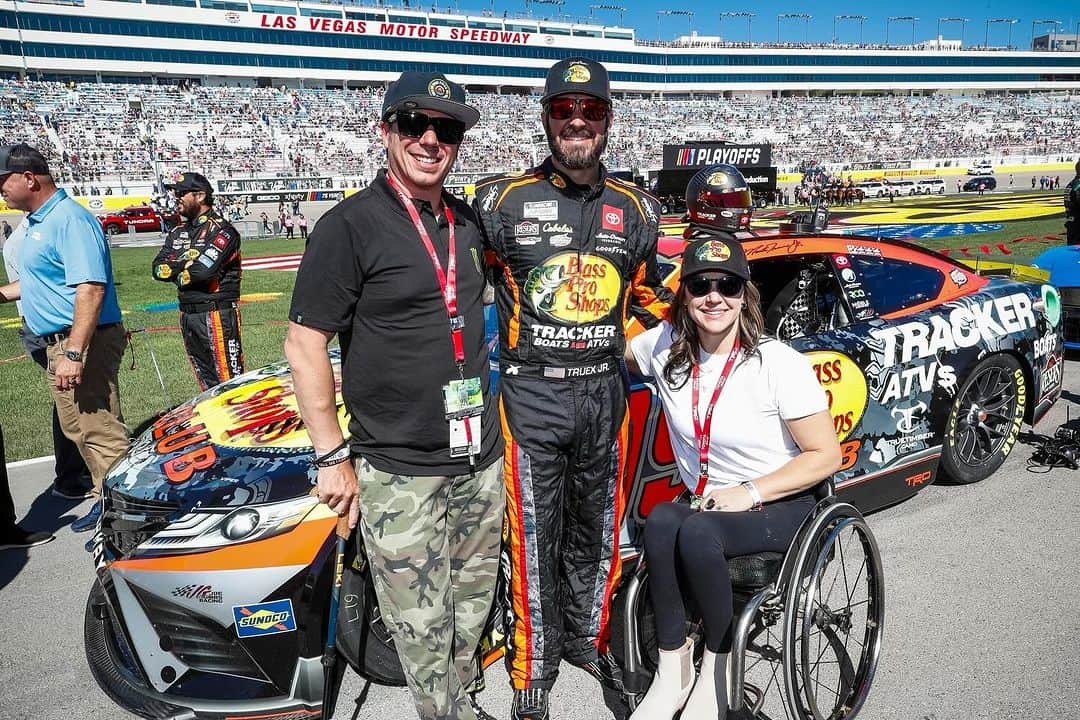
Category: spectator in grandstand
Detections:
[
  {"x1": 152, "y1": 172, "x2": 244, "y2": 391},
  {"x1": 285, "y1": 71, "x2": 502, "y2": 720},
  {"x1": 475, "y1": 57, "x2": 670, "y2": 720},
  {"x1": 0, "y1": 143, "x2": 128, "y2": 533},
  {"x1": 296, "y1": 211, "x2": 308, "y2": 242},
  {"x1": 2, "y1": 214, "x2": 93, "y2": 501}
]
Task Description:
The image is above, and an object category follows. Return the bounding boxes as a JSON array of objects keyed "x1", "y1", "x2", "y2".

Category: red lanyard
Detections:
[
  {"x1": 691, "y1": 339, "x2": 741, "y2": 496},
  {"x1": 385, "y1": 173, "x2": 465, "y2": 367}
]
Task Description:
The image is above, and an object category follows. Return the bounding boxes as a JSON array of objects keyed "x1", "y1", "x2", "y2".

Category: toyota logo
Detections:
[{"x1": 605, "y1": 212, "x2": 619, "y2": 225}]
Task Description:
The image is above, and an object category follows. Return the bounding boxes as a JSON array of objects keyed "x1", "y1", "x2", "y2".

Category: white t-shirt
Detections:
[{"x1": 631, "y1": 322, "x2": 828, "y2": 494}]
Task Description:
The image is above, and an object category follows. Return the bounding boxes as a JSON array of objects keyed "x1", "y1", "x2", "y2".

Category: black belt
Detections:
[
  {"x1": 500, "y1": 357, "x2": 617, "y2": 380},
  {"x1": 179, "y1": 299, "x2": 239, "y2": 314},
  {"x1": 40, "y1": 322, "x2": 121, "y2": 346}
]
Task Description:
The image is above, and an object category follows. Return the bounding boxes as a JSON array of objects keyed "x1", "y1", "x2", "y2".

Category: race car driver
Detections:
[
  {"x1": 1065, "y1": 159, "x2": 1080, "y2": 246},
  {"x1": 474, "y1": 56, "x2": 671, "y2": 720},
  {"x1": 152, "y1": 171, "x2": 244, "y2": 389}
]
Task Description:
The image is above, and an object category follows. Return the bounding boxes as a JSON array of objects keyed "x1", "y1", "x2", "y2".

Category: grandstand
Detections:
[{"x1": 0, "y1": 0, "x2": 1078, "y2": 188}]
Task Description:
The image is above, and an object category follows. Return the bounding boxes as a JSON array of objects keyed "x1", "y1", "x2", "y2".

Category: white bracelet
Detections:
[{"x1": 741, "y1": 481, "x2": 764, "y2": 511}]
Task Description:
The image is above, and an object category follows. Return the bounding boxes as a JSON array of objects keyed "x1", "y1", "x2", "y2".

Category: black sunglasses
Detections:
[
  {"x1": 391, "y1": 109, "x2": 466, "y2": 145},
  {"x1": 685, "y1": 275, "x2": 745, "y2": 299},
  {"x1": 546, "y1": 97, "x2": 610, "y2": 122}
]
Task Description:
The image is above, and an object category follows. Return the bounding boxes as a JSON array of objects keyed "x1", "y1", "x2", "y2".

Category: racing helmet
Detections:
[{"x1": 685, "y1": 163, "x2": 753, "y2": 232}]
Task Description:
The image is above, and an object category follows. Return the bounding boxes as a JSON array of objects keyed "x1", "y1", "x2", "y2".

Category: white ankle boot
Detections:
[
  {"x1": 629, "y1": 640, "x2": 695, "y2": 720},
  {"x1": 681, "y1": 649, "x2": 729, "y2": 720}
]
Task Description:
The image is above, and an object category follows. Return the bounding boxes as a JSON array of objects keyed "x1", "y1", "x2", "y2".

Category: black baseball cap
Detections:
[
  {"x1": 165, "y1": 172, "x2": 213, "y2": 194},
  {"x1": 382, "y1": 71, "x2": 480, "y2": 129},
  {"x1": 541, "y1": 57, "x2": 611, "y2": 105},
  {"x1": 0, "y1": 143, "x2": 50, "y2": 177},
  {"x1": 680, "y1": 237, "x2": 751, "y2": 282}
]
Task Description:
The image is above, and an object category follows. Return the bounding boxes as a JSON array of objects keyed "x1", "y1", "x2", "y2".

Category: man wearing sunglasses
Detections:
[
  {"x1": 286, "y1": 71, "x2": 503, "y2": 720},
  {"x1": 474, "y1": 57, "x2": 671, "y2": 720},
  {"x1": 152, "y1": 172, "x2": 244, "y2": 390}
]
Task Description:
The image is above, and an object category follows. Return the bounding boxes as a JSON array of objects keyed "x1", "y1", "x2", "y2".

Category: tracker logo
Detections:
[{"x1": 601, "y1": 205, "x2": 623, "y2": 232}]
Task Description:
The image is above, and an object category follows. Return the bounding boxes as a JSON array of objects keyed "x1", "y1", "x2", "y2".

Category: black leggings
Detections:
[{"x1": 643, "y1": 495, "x2": 813, "y2": 653}]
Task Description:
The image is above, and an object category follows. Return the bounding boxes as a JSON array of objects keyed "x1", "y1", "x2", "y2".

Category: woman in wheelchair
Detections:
[{"x1": 624, "y1": 236, "x2": 841, "y2": 720}]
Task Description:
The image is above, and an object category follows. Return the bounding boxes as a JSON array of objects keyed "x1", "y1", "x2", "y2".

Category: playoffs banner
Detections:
[{"x1": 663, "y1": 143, "x2": 772, "y2": 169}]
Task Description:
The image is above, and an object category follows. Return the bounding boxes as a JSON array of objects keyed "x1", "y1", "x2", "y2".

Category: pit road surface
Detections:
[{"x1": 2, "y1": 359, "x2": 1079, "y2": 720}]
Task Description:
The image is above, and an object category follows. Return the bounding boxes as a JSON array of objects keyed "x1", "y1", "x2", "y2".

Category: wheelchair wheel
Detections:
[{"x1": 782, "y1": 513, "x2": 884, "y2": 720}]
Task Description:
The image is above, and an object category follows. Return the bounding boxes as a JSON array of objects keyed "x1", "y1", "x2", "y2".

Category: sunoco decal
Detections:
[
  {"x1": 233, "y1": 599, "x2": 297, "y2": 638},
  {"x1": 524, "y1": 253, "x2": 620, "y2": 323},
  {"x1": 807, "y1": 351, "x2": 868, "y2": 441}
]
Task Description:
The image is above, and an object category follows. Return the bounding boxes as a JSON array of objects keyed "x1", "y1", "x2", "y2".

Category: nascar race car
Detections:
[{"x1": 84, "y1": 230, "x2": 1062, "y2": 720}]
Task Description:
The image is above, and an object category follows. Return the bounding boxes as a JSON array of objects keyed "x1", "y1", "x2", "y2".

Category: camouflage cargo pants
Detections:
[{"x1": 355, "y1": 456, "x2": 504, "y2": 720}]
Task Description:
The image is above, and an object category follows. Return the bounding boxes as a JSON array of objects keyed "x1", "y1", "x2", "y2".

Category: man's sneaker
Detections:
[
  {"x1": 578, "y1": 652, "x2": 625, "y2": 692},
  {"x1": 467, "y1": 691, "x2": 498, "y2": 720},
  {"x1": 511, "y1": 688, "x2": 550, "y2": 720},
  {"x1": 71, "y1": 502, "x2": 103, "y2": 533},
  {"x1": 51, "y1": 486, "x2": 94, "y2": 500},
  {"x1": 0, "y1": 526, "x2": 55, "y2": 551}
]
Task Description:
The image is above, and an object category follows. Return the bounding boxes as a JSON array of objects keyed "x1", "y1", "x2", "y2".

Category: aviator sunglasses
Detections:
[
  {"x1": 391, "y1": 109, "x2": 466, "y2": 145},
  {"x1": 685, "y1": 274, "x2": 745, "y2": 299},
  {"x1": 546, "y1": 97, "x2": 610, "y2": 122}
]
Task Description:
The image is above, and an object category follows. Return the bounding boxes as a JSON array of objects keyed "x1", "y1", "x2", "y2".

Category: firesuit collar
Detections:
[{"x1": 540, "y1": 157, "x2": 608, "y2": 199}]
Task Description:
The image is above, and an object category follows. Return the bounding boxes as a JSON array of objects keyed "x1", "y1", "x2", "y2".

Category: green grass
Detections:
[
  {"x1": 0, "y1": 205, "x2": 1072, "y2": 461},
  {"x1": 1, "y1": 236, "x2": 305, "y2": 461}
]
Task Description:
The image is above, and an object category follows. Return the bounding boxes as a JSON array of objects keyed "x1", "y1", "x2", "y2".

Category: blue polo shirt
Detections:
[{"x1": 17, "y1": 188, "x2": 122, "y2": 336}]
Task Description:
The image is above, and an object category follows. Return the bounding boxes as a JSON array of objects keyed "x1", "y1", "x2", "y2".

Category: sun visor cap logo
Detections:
[
  {"x1": 564, "y1": 62, "x2": 592, "y2": 83},
  {"x1": 697, "y1": 240, "x2": 731, "y2": 263},
  {"x1": 428, "y1": 78, "x2": 451, "y2": 98}
]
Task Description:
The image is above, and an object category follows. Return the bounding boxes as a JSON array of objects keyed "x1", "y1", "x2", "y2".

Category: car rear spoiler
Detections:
[{"x1": 957, "y1": 258, "x2": 1051, "y2": 283}]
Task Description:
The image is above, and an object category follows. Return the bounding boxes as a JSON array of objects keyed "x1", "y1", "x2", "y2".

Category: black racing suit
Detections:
[
  {"x1": 475, "y1": 159, "x2": 671, "y2": 690},
  {"x1": 152, "y1": 210, "x2": 244, "y2": 390},
  {"x1": 1065, "y1": 172, "x2": 1080, "y2": 246}
]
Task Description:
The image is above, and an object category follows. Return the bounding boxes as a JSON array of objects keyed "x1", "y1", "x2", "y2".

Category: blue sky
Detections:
[{"x1": 508, "y1": 0, "x2": 1078, "y2": 46}]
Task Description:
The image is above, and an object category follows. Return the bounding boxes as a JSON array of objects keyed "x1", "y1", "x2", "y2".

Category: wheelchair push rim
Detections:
[{"x1": 783, "y1": 515, "x2": 885, "y2": 720}]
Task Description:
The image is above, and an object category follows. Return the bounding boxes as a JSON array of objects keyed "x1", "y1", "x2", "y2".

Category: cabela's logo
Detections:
[{"x1": 524, "y1": 252, "x2": 620, "y2": 324}]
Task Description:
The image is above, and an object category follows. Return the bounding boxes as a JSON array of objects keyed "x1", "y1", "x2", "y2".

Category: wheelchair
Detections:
[{"x1": 611, "y1": 479, "x2": 885, "y2": 720}]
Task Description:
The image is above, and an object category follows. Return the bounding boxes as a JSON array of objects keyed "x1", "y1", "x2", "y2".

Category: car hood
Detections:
[{"x1": 103, "y1": 349, "x2": 347, "y2": 511}]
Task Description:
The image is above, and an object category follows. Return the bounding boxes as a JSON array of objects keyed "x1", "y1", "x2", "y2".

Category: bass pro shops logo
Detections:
[{"x1": 524, "y1": 252, "x2": 620, "y2": 323}]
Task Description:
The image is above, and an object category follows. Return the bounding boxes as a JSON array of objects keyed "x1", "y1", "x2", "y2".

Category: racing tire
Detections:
[
  {"x1": 660, "y1": 202, "x2": 671, "y2": 215},
  {"x1": 336, "y1": 540, "x2": 407, "y2": 686},
  {"x1": 940, "y1": 353, "x2": 1026, "y2": 484},
  {"x1": 104, "y1": 224, "x2": 121, "y2": 236}
]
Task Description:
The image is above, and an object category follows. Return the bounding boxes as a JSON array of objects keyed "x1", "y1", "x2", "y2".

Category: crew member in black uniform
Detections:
[
  {"x1": 475, "y1": 57, "x2": 671, "y2": 720},
  {"x1": 153, "y1": 172, "x2": 244, "y2": 389},
  {"x1": 1065, "y1": 159, "x2": 1080, "y2": 246}
]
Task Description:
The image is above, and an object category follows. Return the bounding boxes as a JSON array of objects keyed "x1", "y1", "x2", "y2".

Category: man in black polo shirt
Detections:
[{"x1": 285, "y1": 72, "x2": 503, "y2": 720}]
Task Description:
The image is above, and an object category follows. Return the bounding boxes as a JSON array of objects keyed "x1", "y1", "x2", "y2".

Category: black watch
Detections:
[{"x1": 64, "y1": 349, "x2": 83, "y2": 362}]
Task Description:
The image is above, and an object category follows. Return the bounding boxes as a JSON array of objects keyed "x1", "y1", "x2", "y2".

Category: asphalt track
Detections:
[{"x1": 2, "y1": 359, "x2": 1079, "y2": 720}]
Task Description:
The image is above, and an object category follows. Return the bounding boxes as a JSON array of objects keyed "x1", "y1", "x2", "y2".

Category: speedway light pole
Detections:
[
  {"x1": 1032, "y1": 19, "x2": 1062, "y2": 51},
  {"x1": 589, "y1": 4, "x2": 625, "y2": 25},
  {"x1": 834, "y1": 14, "x2": 867, "y2": 45},
  {"x1": 937, "y1": 17, "x2": 968, "y2": 49},
  {"x1": 983, "y1": 18, "x2": 1016, "y2": 49},
  {"x1": 656, "y1": 9, "x2": 694, "y2": 41},
  {"x1": 886, "y1": 16, "x2": 918, "y2": 47},
  {"x1": 720, "y1": 11, "x2": 754, "y2": 44},
  {"x1": 777, "y1": 13, "x2": 811, "y2": 44}
]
